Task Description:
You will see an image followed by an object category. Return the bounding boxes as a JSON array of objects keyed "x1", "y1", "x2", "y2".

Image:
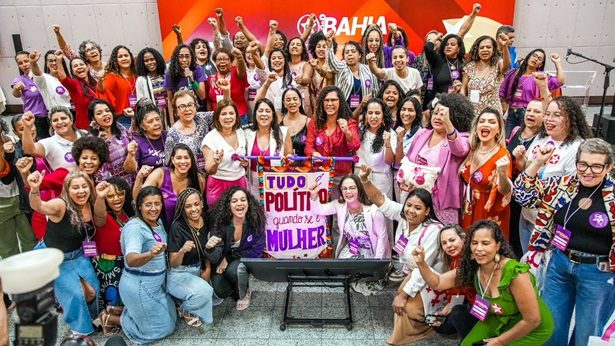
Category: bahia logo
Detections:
[{"x1": 297, "y1": 13, "x2": 388, "y2": 37}]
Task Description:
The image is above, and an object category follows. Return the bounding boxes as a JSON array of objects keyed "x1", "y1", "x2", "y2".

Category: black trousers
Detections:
[{"x1": 434, "y1": 302, "x2": 478, "y2": 338}]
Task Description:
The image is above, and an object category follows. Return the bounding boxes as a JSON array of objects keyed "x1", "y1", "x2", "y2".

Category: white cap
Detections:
[{"x1": 0, "y1": 249, "x2": 64, "y2": 294}]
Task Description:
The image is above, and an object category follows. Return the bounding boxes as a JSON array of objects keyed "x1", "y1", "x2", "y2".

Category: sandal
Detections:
[
  {"x1": 97, "y1": 311, "x2": 120, "y2": 336},
  {"x1": 177, "y1": 306, "x2": 202, "y2": 327},
  {"x1": 236, "y1": 288, "x2": 252, "y2": 311}
]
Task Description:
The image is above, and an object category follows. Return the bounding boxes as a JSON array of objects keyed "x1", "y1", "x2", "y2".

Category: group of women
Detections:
[{"x1": 2, "y1": 4, "x2": 613, "y2": 346}]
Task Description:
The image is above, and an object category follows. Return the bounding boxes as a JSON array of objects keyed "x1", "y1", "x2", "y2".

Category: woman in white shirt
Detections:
[{"x1": 201, "y1": 99, "x2": 248, "y2": 206}]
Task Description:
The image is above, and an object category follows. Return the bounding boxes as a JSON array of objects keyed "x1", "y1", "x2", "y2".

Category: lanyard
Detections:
[
  {"x1": 563, "y1": 183, "x2": 602, "y2": 230},
  {"x1": 477, "y1": 264, "x2": 498, "y2": 298}
]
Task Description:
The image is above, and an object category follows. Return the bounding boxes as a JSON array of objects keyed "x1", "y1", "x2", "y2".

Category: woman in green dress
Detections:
[{"x1": 412, "y1": 220, "x2": 553, "y2": 345}]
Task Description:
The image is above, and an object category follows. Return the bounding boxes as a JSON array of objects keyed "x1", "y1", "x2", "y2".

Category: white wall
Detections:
[
  {"x1": 0, "y1": 0, "x2": 162, "y2": 106},
  {"x1": 1, "y1": 0, "x2": 614, "y2": 106}
]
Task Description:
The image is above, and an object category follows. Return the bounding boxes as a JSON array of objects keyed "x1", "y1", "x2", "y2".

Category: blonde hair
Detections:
[
  {"x1": 60, "y1": 171, "x2": 95, "y2": 230},
  {"x1": 468, "y1": 108, "x2": 506, "y2": 150}
]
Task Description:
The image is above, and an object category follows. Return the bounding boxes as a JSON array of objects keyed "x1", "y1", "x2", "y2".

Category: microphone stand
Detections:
[{"x1": 566, "y1": 49, "x2": 614, "y2": 137}]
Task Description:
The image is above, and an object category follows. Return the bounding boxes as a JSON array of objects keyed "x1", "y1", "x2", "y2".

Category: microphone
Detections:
[{"x1": 566, "y1": 47, "x2": 572, "y2": 58}]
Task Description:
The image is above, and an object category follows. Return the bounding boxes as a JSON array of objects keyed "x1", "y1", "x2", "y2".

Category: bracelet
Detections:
[
  {"x1": 446, "y1": 129, "x2": 456, "y2": 137},
  {"x1": 191, "y1": 81, "x2": 199, "y2": 90},
  {"x1": 30, "y1": 190, "x2": 40, "y2": 195}
]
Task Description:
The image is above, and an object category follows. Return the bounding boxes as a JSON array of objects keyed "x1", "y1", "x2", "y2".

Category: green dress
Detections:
[{"x1": 461, "y1": 260, "x2": 554, "y2": 346}]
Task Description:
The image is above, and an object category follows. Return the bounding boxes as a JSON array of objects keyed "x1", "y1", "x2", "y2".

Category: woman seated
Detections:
[
  {"x1": 389, "y1": 225, "x2": 476, "y2": 345},
  {"x1": 119, "y1": 187, "x2": 176, "y2": 344},
  {"x1": 310, "y1": 174, "x2": 389, "y2": 260},
  {"x1": 413, "y1": 220, "x2": 554, "y2": 346},
  {"x1": 209, "y1": 186, "x2": 265, "y2": 311},
  {"x1": 28, "y1": 171, "x2": 99, "y2": 336},
  {"x1": 91, "y1": 178, "x2": 134, "y2": 335},
  {"x1": 167, "y1": 188, "x2": 222, "y2": 327}
]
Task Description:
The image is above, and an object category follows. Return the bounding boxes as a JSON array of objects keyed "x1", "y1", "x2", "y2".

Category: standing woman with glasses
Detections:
[
  {"x1": 119, "y1": 187, "x2": 176, "y2": 344},
  {"x1": 499, "y1": 50, "x2": 564, "y2": 136},
  {"x1": 97, "y1": 45, "x2": 138, "y2": 128},
  {"x1": 513, "y1": 138, "x2": 615, "y2": 346},
  {"x1": 164, "y1": 44, "x2": 207, "y2": 118},
  {"x1": 205, "y1": 48, "x2": 250, "y2": 125}
]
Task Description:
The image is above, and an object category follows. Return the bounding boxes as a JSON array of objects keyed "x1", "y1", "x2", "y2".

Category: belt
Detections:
[
  {"x1": 564, "y1": 249, "x2": 608, "y2": 264},
  {"x1": 124, "y1": 267, "x2": 166, "y2": 276}
]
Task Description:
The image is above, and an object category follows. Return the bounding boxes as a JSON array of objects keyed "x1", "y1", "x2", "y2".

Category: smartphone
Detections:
[{"x1": 424, "y1": 314, "x2": 446, "y2": 324}]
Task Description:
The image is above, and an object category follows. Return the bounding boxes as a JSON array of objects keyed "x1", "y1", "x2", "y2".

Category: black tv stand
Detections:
[{"x1": 280, "y1": 274, "x2": 353, "y2": 331}]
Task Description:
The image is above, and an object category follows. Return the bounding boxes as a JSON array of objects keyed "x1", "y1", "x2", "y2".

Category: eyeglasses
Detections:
[
  {"x1": 216, "y1": 57, "x2": 230, "y2": 62},
  {"x1": 142, "y1": 202, "x2": 163, "y2": 210},
  {"x1": 531, "y1": 53, "x2": 545, "y2": 62},
  {"x1": 576, "y1": 161, "x2": 608, "y2": 174},
  {"x1": 85, "y1": 47, "x2": 98, "y2": 53},
  {"x1": 176, "y1": 102, "x2": 196, "y2": 111}
]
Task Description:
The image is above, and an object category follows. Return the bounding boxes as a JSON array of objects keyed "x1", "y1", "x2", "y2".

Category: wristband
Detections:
[
  {"x1": 446, "y1": 129, "x2": 456, "y2": 137},
  {"x1": 191, "y1": 81, "x2": 199, "y2": 90}
]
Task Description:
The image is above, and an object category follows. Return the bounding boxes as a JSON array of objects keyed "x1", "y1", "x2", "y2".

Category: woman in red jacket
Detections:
[{"x1": 97, "y1": 45, "x2": 137, "y2": 128}]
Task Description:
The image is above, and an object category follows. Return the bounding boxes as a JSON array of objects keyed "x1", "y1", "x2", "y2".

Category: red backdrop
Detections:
[{"x1": 157, "y1": 0, "x2": 516, "y2": 59}]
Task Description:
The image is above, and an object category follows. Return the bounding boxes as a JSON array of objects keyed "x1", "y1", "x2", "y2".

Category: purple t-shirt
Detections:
[
  {"x1": 499, "y1": 70, "x2": 562, "y2": 108},
  {"x1": 163, "y1": 65, "x2": 207, "y2": 92},
  {"x1": 134, "y1": 131, "x2": 167, "y2": 168},
  {"x1": 11, "y1": 75, "x2": 48, "y2": 117}
]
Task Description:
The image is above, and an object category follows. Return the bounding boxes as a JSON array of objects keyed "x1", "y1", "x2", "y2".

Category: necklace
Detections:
[
  {"x1": 478, "y1": 142, "x2": 499, "y2": 155},
  {"x1": 477, "y1": 262, "x2": 499, "y2": 298}
]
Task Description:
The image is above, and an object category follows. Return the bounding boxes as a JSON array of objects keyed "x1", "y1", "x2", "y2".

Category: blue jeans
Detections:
[
  {"x1": 167, "y1": 264, "x2": 216, "y2": 324},
  {"x1": 505, "y1": 107, "x2": 526, "y2": 138},
  {"x1": 518, "y1": 215, "x2": 533, "y2": 254},
  {"x1": 542, "y1": 249, "x2": 615, "y2": 346}
]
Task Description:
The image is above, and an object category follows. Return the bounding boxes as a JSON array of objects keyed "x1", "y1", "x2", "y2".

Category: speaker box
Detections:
[{"x1": 593, "y1": 114, "x2": 615, "y2": 144}]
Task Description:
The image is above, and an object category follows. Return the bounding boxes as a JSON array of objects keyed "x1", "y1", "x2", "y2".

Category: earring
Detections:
[{"x1": 494, "y1": 253, "x2": 501, "y2": 263}]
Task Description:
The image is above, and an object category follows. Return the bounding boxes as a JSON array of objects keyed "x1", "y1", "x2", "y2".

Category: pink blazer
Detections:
[
  {"x1": 406, "y1": 128, "x2": 470, "y2": 211},
  {"x1": 311, "y1": 201, "x2": 391, "y2": 259}
]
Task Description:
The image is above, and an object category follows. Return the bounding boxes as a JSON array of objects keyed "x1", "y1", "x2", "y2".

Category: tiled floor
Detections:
[{"x1": 8, "y1": 278, "x2": 460, "y2": 346}]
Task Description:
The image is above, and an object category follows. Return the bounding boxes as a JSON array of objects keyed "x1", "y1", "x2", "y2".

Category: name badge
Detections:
[
  {"x1": 470, "y1": 89, "x2": 480, "y2": 104},
  {"x1": 393, "y1": 234, "x2": 409, "y2": 255},
  {"x1": 82, "y1": 241, "x2": 98, "y2": 258},
  {"x1": 349, "y1": 94, "x2": 360, "y2": 109},
  {"x1": 248, "y1": 88, "x2": 257, "y2": 101},
  {"x1": 129, "y1": 95, "x2": 137, "y2": 108},
  {"x1": 553, "y1": 225, "x2": 571, "y2": 252},
  {"x1": 155, "y1": 93, "x2": 167, "y2": 107},
  {"x1": 426, "y1": 77, "x2": 434, "y2": 91},
  {"x1": 349, "y1": 241, "x2": 360, "y2": 255},
  {"x1": 470, "y1": 296, "x2": 490, "y2": 321}
]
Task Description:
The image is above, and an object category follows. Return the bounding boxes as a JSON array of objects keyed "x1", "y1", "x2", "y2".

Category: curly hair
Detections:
[
  {"x1": 105, "y1": 45, "x2": 136, "y2": 76},
  {"x1": 395, "y1": 96, "x2": 422, "y2": 129},
  {"x1": 71, "y1": 135, "x2": 110, "y2": 168},
  {"x1": 467, "y1": 35, "x2": 500, "y2": 66},
  {"x1": 281, "y1": 87, "x2": 307, "y2": 116},
  {"x1": 428, "y1": 93, "x2": 474, "y2": 132},
  {"x1": 135, "y1": 186, "x2": 164, "y2": 231},
  {"x1": 134, "y1": 99, "x2": 161, "y2": 136},
  {"x1": 548, "y1": 96, "x2": 593, "y2": 145},
  {"x1": 210, "y1": 186, "x2": 266, "y2": 234},
  {"x1": 314, "y1": 85, "x2": 353, "y2": 129},
  {"x1": 437, "y1": 34, "x2": 465, "y2": 61},
  {"x1": 376, "y1": 80, "x2": 404, "y2": 112},
  {"x1": 268, "y1": 49, "x2": 293, "y2": 88},
  {"x1": 360, "y1": 24, "x2": 384, "y2": 66},
  {"x1": 78, "y1": 40, "x2": 102, "y2": 63},
  {"x1": 337, "y1": 175, "x2": 372, "y2": 205},
  {"x1": 505, "y1": 49, "x2": 546, "y2": 102},
  {"x1": 456, "y1": 220, "x2": 516, "y2": 287},
  {"x1": 212, "y1": 99, "x2": 241, "y2": 132},
  {"x1": 87, "y1": 99, "x2": 123, "y2": 140},
  {"x1": 287, "y1": 37, "x2": 309, "y2": 62},
  {"x1": 105, "y1": 176, "x2": 135, "y2": 218},
  {"x1": 308, "y1": 31, "x2": 337, "y2": 59},
  {"x1": 189, "y1": 38, "x2": 212, "y2": 63},
  {"x1": 60, "y1": 171, "x2": 95, "y2": 231},
  {"x1": 168, "y1": 44, "x2": 197, "y2": 91},
  {"x1": 360, "y1": 98, "x2": 392, "y2": 153},
  {"x1": 135, "y1": 47, "x2": 166, "y2": 77},
  {"x1": 251, "y1": 98, "x2": 282, "y2": 150},
  {"x1": 168, "y1": 143, "x2": 203, "y2": 195},
  {"x1": 69, "y1": 58, "x2": 97, "y2": 99}
]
